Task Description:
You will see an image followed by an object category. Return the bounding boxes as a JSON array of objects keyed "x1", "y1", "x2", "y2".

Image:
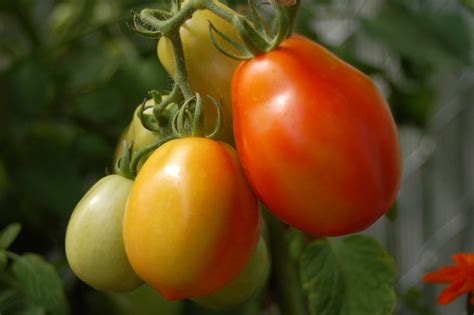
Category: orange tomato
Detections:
[{"x1": 123, "y1": 137, "x2": 260, "y2": 300}]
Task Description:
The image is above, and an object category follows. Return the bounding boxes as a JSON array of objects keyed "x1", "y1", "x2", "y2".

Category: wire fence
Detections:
[{"x1": 380, "y1": 70, "x2": 473, "y2": 315}]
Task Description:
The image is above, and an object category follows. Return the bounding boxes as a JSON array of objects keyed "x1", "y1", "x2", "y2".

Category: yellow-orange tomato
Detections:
[
  {"x1": 123, "y1": 137, "x2": 260, "y2": 300},
  {"x1": 232, "y1": 35, "x2": 402, "y2": 236},
  {"x1": 157, "y1": 3, "x2": 240, "y2": 144}
]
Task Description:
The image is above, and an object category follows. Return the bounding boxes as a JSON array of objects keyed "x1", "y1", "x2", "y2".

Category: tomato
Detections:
[
  {"x1": 128, "y1": 100, "x2": 165, "y2": 157},
  {"x1": 157, "y1": 3, "x2": 240, "y2": 144},
  {"x1": 232, "y1": 35, "x2": 402, "y2": 236},
  {"x1": 65, "y1": 175, "x2": 143, "y2": 292},
  {"x1": 113, "y1": 127, "x2": 129, "y2": 172},
  {"x1": 193, "y1": 236, "x2": 270, "y2": 309},
  {"x1": 123, "y1": 137, "x2": 260, "y2": 300},
  {"x1": 113, "y1": 100, "x2": 164, "y2": 173}
]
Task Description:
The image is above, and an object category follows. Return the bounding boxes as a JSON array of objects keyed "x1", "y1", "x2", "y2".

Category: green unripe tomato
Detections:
[
  {"x1": 65, "y1": 175, "x2": 143, "y2": 292},
  {"x1": 128, "y1": 100, "x2": 164, "y2": 158},
  {"x1": 193, "y1": 236, "x2": 270, "y2": 309},
  {"x1": 114, "y1": 99, "x2": 167, "y2": 173}
]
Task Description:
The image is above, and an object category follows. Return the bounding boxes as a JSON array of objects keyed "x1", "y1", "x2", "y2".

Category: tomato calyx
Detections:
[
  {"x1": 209, "y1": 3, "x2": 291, "y2": 59},
  {"x1": 116, "y1": 92, "x2": 224, "y2": 178},
  {"x1": 130, "y1": 1, "x2": 301, "y2": 62},
  {"x1": 171, "y1": 93, "x2": 223, "y2": 139},
  {"x1": 139, "y1": 89, "x2": 180, "y2": 132},
  {"x1": 115, "y1": 141, "x2": 134, "y2": 179}
]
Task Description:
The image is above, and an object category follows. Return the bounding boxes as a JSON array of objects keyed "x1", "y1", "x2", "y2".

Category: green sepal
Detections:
[
  {"x1": 191, "y1": 94, "x2": 205, "y2": 137},
  {"x1": 208, "y1": 21, "x2": 252, "y2": 60},
  {"x1": 115, "y1": 141, "x2": 134, "y2": 179},
  {"x1": 205, "y1": 96, "x2": 224, "y2": 139},
  {"x1": 233, "y1": 15, "x2": 271, "y2": 55},
  {"x1": 138, "y1": 99, "x2": 161, "y2": 132},
  {"x1": 0, "y1": 223, "x2": 21, "y2": 250}
]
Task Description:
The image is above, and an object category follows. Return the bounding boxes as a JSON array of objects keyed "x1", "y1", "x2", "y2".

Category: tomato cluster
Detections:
[{"x1": 65, "y1": 1, "x2": 401, "y2": 309}]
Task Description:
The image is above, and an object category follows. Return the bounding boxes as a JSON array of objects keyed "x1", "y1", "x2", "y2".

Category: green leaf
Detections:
[
  {"x1": 0, "y1": 289, "x2": 28, "y2": 314},
  {"x1": 385, "y1": 202, "x2": 398, "y2": 222},
  {"x1": 62, "y1": 42, "x2": 120, "y2": 93},
  {"x1": 399, "y1": 287, "x2": 436, "y2": 315},
  {"x1": 105, "y1": 284, "x2": 183, "y2": 315},
  {"x1": 5, "y1": 58, "x2": 56, "y2": 116},
  {"x1": 422, "y1": 13, "x2": 471, "y2": 65},
  {"x1": 460, "y1": 0, "x2": 474, "y2": 14},
  {"x1": 11, "y1": 254, "x2": 68, "y2": 315},
  {"x1": 286, "y1": 228, "x2": 307, "y2": 261},
  {"x1": 14, "y1": 305, "x2": 46, "y2": 315},
  {"x1": 300, "y1": 235, "x2": 396, "y2": 315},
  {"x1": 389, "y1": 83, "x2": 435, "y2": 127},
  {"x1": 0, "y1": 223, "x2": 22, "y2": 250},
  {"x1": 0, "y1": 251, "x2": 7, "y2": 271}
]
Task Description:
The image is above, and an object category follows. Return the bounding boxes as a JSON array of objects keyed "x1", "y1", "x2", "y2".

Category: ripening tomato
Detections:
[
  {"x1": 65, "y1": 175, "x2": 143, "y2": 292},
  {"x1": 232, "y1": 35, "x2": 402, "y2": 236},
  {"x1": 193, "y1": 236, "x2": 270, "y2": 309},
  {"x1": 123, "y1": 137, "x2": 260, "y2": 300},
  {"x1": 157, "y1": 2, "x2": 240, "y2": 143},
  {"x1": 113, "y1": 100, "x2": 165, "y2": 173}
]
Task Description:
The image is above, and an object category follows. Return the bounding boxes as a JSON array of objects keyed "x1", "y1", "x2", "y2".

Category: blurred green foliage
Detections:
[{"x1": 0, "y1": 0, "x2": 472, "y2": 314}]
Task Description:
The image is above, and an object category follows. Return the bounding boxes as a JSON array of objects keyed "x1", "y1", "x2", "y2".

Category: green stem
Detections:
[
  {"x1": 153, "y1": 84, "x2": 181, "y2": 121},
  {"x1": 267, "y1": 5, "x2": 291, "y2": 51},
  {"x1": 116, "y1": 142, "x2": 133, "y2": 179},
  {"x1": 467, "y1": 293, "x2": 474, "y2": 315},
  {"x1": 191, "y1": 94, "x2": 205, "y2": 137},
  {"x1": 168, "y1": 32, "x2": 194, "y2": 99},
  {"x1": 203, "y1": 0, "x2": 238, "y2": 23},
  {"x1": 268, "y1": 216, "x2": 307, "y2": 315},
  {"x1": 139, "y1": 0, "x2": 196, "y2": 35},
  {"x1": 129, "y1": 135, "x2": 175, "y2": 177},
  {"x1": 171, "y1": 0, "x2": 181, "y2": 13},
  {"x1": 285, "y1": 0, "x2": 302, "y2": 36}
]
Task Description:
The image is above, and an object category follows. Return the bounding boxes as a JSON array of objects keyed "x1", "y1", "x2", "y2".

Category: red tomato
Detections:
[{"x1": 231, "y1": 35, "x2": 402, "y2": 236}]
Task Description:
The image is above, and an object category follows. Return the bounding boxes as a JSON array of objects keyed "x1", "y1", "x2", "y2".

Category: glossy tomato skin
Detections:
[
  {"x1": 65, "y1": 175, "x2": 143, "y2": 292},
  {"x1": 123, "y1": 137, "x2": 260, "y2": 300},
  {"x1": 232, "y1": 36, "x2": 402, "y2": 236},
  {"x1": 157, "y1": 3, "x2": 240, "y2": 144},
  {"x1": 193, "y1": 235, "x2": 270, "y2": 309}
]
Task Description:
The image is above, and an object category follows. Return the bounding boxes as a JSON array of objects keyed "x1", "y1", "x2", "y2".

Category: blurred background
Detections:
[{"x1": 0, "y1": 0, "x2": 472, "y2": 314}]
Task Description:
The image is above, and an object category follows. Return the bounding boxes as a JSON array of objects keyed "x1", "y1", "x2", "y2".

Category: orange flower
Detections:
[{"x1": 423, "y1": 253, "x2": 474, "y2": 305}]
